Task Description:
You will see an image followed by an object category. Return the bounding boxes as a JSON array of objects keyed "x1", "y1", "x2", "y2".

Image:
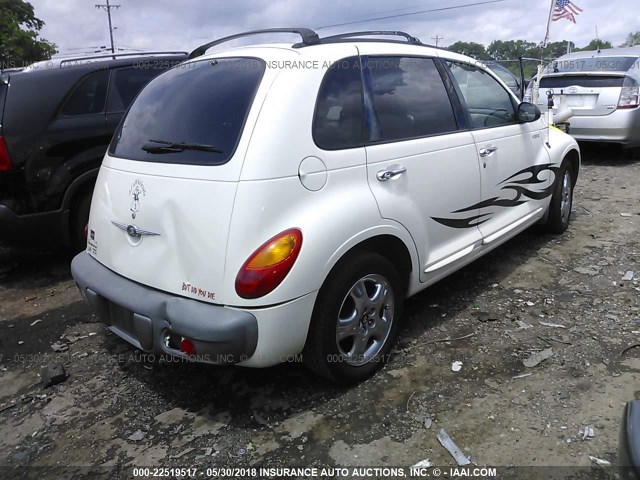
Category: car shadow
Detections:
[
  {"x1": 0, "y1": 245, "x2": 74, "y2": 290},
  {"x1": 92, "y1": 224, "x2": 569, "y2": 426},
  {"x1": 579, "y1": 142, "x2": 639, "y2": 166},
  {"x1": 0, "y1": 216, "x2": 579, "y2": 426},
  {"x1": 401, "y1": 225, "x2": 565, "y2": 343}
]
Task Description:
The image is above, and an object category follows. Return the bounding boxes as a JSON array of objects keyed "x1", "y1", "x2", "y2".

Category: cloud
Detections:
[{"x1": 28, "y1": 0, "x2": 638, "y2": 56}]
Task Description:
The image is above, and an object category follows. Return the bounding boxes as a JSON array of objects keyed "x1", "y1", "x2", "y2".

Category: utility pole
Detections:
[
  {"x1": 95, "y1": 0, "x2": 121, "y2": 54},
  {"x1": 431, "y1": 35, "x2": 443, "y2": 47}
]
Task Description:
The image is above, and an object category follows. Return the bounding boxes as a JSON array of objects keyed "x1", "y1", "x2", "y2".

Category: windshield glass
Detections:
[
  {"x1": 109, "y1": 57, "x2": 265, "y2": 165},
  {"x1": 544, "y1": 56, "x2": 639, "y2": 75}
]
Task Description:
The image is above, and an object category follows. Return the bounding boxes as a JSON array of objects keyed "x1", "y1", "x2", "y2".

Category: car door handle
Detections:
[
  {"x1": 479, "y1": 145, "x2": 498, "y2": 157},
  {"x1": 376, "y1": 166, "x2": 407, "y2": 181}
]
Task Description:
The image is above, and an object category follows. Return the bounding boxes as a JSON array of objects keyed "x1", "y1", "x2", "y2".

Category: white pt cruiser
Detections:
[{"x1": 72, "y1": 29, "x2": 580, "y2": 384}]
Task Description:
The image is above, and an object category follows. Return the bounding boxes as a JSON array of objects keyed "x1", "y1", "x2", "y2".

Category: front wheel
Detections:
[
  {"x1": 303, "y1": 251, "x2": 404, "y2": 384},
  {"x1": 544, "y1": 161, "x2": 574, "y2": 234}
]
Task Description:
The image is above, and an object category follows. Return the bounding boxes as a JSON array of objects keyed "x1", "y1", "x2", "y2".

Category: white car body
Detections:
[
  {"x1": 525, "y1": 47, "x2": 640, "y2": 146},
  {"x1": 71, "y1": 31, "x2": 580, "y2": 381}
]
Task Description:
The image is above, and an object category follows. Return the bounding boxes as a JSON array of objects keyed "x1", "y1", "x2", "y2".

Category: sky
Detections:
[{"x1": 28, "y1": 0, "x2": 639, "y2": 57}]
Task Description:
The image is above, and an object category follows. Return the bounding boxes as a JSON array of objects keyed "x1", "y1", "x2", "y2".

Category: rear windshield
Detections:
[
  {"x1": 109, "y1": 57, "x2": 265, "y2": 165},
  {"x1": 540, "y1": 75, "x2": 625, "y2": 88},
  {"x1": 544, "y1": 56, "x2": 639, "y2": 74}
]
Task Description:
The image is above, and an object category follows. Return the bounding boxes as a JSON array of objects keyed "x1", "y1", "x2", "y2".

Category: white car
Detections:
[
  {"x1": 525, "y1": 47, "x2": 640, "y2": 147},
  {"x1": 71, "y1": 29, "x2": 580, "y2": 384}
]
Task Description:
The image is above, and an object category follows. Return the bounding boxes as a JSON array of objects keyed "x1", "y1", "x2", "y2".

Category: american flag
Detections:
[{"x1": 552, "y1": 0, "x2": 583, "y2": 23}]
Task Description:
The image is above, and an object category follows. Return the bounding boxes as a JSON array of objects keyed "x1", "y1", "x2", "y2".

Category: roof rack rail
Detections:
[
  {"x1": 189, "y1": 28, "x2": 320, "y2": 59},
  {"x1": 317, "y1": 31, "x2": 422, "y2": 45},
  {"x1": 58, "y1": 51, "x2": 187, "y2": 66}
]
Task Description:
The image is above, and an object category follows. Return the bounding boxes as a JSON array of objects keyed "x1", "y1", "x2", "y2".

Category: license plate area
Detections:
[
  {"x1": 108, "y1": 303, "x2": 135, "y2": 335},
  {"x1": 564, "y1": 94, "x2": 597, "y2": 108}
]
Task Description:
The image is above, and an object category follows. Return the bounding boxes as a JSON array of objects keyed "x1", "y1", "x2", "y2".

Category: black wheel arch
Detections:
[
  {"x1": 327, "y1": 234, "x2": 414, "y2": 297},
  {"x1": 564, "y1": 148, "x2": 580, "y2": 187},
  {"x1": 61, "y1": 167, "x2": 99, "y2": 212},
  {"x1": 59, "y1": 167, "x2": 99, "y2": 247}
]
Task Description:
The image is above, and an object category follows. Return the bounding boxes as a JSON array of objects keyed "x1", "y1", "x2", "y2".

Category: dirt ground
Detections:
[{"x1": 0, "y1": 145, "x2": 639, "y2": 479}]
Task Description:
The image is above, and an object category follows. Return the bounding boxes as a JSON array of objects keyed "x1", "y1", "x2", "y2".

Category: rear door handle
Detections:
[
  {"x1": 479, "y1": 145, "x2": 498, "y2": 157},
  {"x1": 376, "y1": 166, "x2": 407, "y2": 181}
]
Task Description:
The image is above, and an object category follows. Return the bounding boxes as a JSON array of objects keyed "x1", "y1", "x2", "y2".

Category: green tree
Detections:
[
  {"x1": 487, "y1": 40, "x2": 540, "y2": 61},
  {"x1": 446, "y1": 41, "x2": 490, "y2": 60},
  {"x1": 0, "y1": 0, "x2": 56, "y2": 67},
  {"x1": 578, "y1": 38, "x2": 613, "y2": 51},
  {"x1": 620, "y1": 31, "x2": 640, "y2": 47},
  {"x1": 544, "y1": 41, "x2": 576, "y2": 59}
]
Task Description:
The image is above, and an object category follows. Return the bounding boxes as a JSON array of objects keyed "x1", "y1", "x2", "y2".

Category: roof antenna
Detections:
[{"x1": 595, "y1": 26, "x2": 601, "y2": 53}]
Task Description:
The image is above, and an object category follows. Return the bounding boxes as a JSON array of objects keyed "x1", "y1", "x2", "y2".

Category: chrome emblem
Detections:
[
  {"x1": 566, "y1": 86, "x2": 579, "y2": 94},
  {"x1": 111, "y1": 221, "x2": 161, "y2": 238}
]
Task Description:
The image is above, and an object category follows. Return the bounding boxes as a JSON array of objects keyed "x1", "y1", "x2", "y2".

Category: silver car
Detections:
[{"x1": 528, "y1": 47, "x2": 640, "y2": 147}]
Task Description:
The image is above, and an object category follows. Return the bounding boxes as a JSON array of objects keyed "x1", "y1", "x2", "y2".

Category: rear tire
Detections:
[
  {"x1": 70, "y1": 190, "x2": 93, "y2": 253},
  {"x1": 544, "y1": 161, "x2": 573, "y2": 234},
  {"x1": 303, "y1": 251, "x2": 404, "y2": 384}
]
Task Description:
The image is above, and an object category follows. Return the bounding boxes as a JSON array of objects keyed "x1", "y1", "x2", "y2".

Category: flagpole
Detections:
[{"x1": 543, "y1": 0, "x2": 555, "y2": 47}]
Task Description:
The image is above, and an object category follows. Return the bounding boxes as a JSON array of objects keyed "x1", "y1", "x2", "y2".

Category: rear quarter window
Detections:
[
  {"x1": 62, "y1": 69, "x2": 110, "y2": 116},
  {"x1": 106, "y1": 66, "x2": 166, "y2": 113},
  {"x1": 109, "y1": 58, "x2": 265, "y2": 165}
]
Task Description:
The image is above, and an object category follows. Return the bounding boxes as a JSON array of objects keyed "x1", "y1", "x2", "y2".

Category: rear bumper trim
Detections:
[{"x1": 71, "y1": 252, "x2": 258, "y2": 363}]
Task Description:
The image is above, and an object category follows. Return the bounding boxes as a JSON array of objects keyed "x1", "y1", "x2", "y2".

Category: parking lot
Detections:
[{"x1": 0, "y1": 145, "x2": 639, "y2": 476}]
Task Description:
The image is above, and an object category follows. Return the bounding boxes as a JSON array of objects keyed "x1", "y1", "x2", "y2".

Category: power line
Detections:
[
  {"x1": 95, "y1": 0, "x2": 121, "y2": 54},
  {"x1": 316, "y1": 0, "x2": 509, "y2": 30}
]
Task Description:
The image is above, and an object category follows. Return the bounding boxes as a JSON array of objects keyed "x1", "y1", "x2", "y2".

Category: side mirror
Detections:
[{"x1": 517, "y1": 102, "x2": 541, "y2": 123}]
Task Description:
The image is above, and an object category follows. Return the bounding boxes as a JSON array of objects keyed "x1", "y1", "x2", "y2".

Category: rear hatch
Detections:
[
  {"x1": 540, "y1": 74, "x2": 625, "y2": 116},
  {"x1": 539, "y1": 55, "x2": 639, "y2": 116},
  {"x1": 87, "y1": 56, "x2": 269, "y2": 304}
]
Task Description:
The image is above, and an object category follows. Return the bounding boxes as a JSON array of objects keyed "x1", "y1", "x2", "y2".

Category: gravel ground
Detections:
[{"x1": 0, "y1": 145, "x2": 638, "y2": 479}]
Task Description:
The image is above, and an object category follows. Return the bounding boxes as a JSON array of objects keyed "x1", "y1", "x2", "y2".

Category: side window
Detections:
[
  {"x1": 313, "y1": 57, "x2": 365, "y2": 150},
  {"x1": 62, "y1": 69, "x2": 109, "y2": 116},
  {"x1": 448, "y1": 62, "x2": 516, "y2": 129},
  {"x1": 366, "y1": 56, "x2": 458, "y2": 142},
  {"x1": 107, "y1": 67, "x2": 162, "y2": 113}
]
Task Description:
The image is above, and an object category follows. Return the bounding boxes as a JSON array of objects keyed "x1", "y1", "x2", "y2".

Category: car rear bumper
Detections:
[
  {"x1": 71, "y1": 251, "x2": 259, "y2": 364},
  {"x1": 0, "y1": 203, "x2": 69, "y2": 245},
  {"x1": 568, "y1": 108, "x2": 640, "y2": 146}
]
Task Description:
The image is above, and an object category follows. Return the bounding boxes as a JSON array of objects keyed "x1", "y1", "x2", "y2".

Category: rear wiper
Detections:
[{"x1": 141, "y1": 139, "x2": 223, "y2": 154}]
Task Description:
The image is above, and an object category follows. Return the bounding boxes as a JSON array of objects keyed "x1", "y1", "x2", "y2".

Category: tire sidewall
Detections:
[
  {"x1": 310, "y1": 252, "x2": 404, "y2": 383},
  {"x1": 548, "y1": 161, "x2": 573, "y2": 233}
]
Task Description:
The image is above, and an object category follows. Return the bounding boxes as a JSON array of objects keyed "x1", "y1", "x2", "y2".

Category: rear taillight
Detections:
[
  {"x1": 618, "y1": 77, "x2": 640, "y2": 109},
  {"x1": 235, "y1": 228, "x2": 303, "y2": 299},
  {"x1": 0, "y1": 137, "x2": 12, "y2": 171},
  {"x1": 180, "y1": 337, "x2": 196, "y2": 356}
]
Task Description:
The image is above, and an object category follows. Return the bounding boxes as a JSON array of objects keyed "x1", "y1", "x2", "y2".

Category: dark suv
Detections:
[{"x1": 0, "y1": 51, "x2": 187, "y2": 251}]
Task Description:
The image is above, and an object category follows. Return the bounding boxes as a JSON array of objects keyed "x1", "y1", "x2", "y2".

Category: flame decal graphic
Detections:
[{"x1": 432, "y1": 163, "x2": 559, "y2": 229}]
